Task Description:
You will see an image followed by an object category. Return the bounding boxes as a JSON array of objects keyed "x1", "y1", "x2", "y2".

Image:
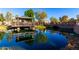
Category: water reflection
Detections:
[
  {"x1": 0, "y1": 32, "x2": 5, "y2": 41},
  {"x1": 35, "y1": 31, "x2": 47, "y2": 44},
  {"x1": 0, "y1": 30, "x2": 68, "y2": 50}
]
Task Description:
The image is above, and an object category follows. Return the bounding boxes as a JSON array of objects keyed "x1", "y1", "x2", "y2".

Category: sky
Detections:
[{"x1": 0, "y1": 8, "x2": 79, "y2": 20}]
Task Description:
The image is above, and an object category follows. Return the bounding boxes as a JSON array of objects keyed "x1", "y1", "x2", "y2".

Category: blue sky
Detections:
[{"x1": 0, "y1": 8, "x2": 79, "y2": 20}]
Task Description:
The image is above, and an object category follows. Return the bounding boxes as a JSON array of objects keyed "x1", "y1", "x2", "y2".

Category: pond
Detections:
[{"x1": 0, "y1": 30, "x2": 68, "y2": 50}]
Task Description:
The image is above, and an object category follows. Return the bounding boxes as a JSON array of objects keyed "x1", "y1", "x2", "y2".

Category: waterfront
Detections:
[{"x1": 0, "y1": 8, "x2": 79, "y2": 50}]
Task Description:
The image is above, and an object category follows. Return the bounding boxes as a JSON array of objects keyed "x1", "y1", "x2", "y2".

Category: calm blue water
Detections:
[{"x1": 0, "y1": 30, "x2": 68, "y2": 50}]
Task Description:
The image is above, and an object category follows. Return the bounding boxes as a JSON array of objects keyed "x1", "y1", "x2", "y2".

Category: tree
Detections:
[
  {"x1": 69, "y1": 18, "x2": 75, "y2": 22},
  {"x1": 24, "y1": 9, "x2": 35, "y2": 22},
  {"x1": 24, "y1": 9, "x2": 34, "y2": 17},
  {"x1": 38, "y1": 11, "x2": 47, "y2": 20},
  {"x1": 60, "y1": 15, "x2": 69, "y2": 23},
  {"x1": 15, "y1": 14, "x2": 19, "y2": 17},
  {"x1": 0, "y1": 13, "x2": 4, "y2": 22},
  {"x1": 5, "y1": 11, "x2": 13, "y2": 21},
  {"x1": 76, "y1": 15, "x2": 79, "y2": 22},
  {"x1": 50, "y1": 17, "x2": 59, "y2": 24},
  {"x1": 76, "y1": 15, "x2": 79, "y2": 19},
  {"x1": 68, "y1": 18, "x2": 76, "y2": 24},
  {"x1": 35, "y1": 11, "x2": 47, "y2": 24},
  {"x1": 35, "y1": 11, "x2": 40, "y2": 20}
]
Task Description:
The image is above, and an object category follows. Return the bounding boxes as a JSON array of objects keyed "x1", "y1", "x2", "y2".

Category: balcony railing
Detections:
[{"x1": 11, "y1": 22, "x2": 35, "y2": 27}]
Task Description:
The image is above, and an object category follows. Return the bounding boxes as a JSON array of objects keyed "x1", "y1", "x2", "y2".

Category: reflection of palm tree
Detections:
[
  {"x1": 35, "y1": 31, "x2": 47, "y2": 44},
  {"x1": 7, "y1": 31, "x2": 13, "y2": 42}
]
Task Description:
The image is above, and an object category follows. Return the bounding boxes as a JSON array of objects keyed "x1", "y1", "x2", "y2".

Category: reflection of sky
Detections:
[{"x1": 0, "y1": 8, "x2": 79, "y2": 20}]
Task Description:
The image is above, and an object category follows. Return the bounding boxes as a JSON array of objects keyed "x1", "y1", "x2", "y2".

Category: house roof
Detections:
[{"x1": 16, "y1": 16, "x2": 33, "y2": 19}]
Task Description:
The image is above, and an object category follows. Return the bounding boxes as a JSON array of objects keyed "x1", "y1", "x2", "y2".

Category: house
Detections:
[{"x1": 10, "y1": 16, "x2": 35, "y2": 30}]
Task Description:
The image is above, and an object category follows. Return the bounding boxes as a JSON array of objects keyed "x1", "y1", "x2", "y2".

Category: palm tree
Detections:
[
  {"x1": 60, "y1": 15, "x2": 69, "y2": 23},
  {"x1": 69, "y1": 18, "x2": 75, "y2": 22},
  {"x1": 35, "y1": 11, "x2": 47, "y2": 25},
  {"x1": 68, "y1": 18, "x2": 76, "y2": 24},
  {"x1": 50, "y1": 17, "x2": 59, "y2": 24}
]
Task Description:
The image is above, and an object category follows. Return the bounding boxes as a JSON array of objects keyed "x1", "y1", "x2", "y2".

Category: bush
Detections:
[{"x1": 35, "y1": 25, "x2": 46, "y2": 31}]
